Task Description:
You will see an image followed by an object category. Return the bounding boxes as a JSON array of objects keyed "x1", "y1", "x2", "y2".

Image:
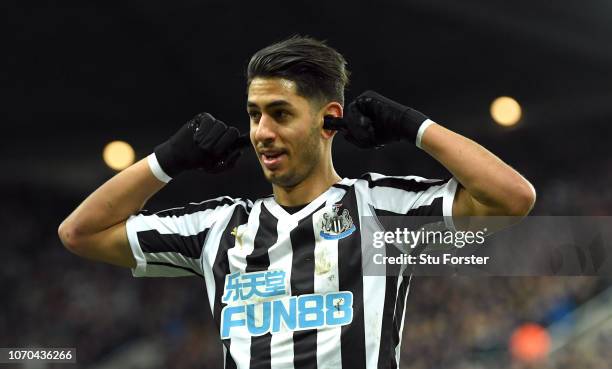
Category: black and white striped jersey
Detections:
[{"x1": 126, "y1": 172, "x2": 458, "y2": 369}]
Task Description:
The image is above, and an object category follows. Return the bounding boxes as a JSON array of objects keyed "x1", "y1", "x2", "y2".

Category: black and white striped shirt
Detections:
[{"x1": 126, "y1": 173, "x2": 458, "y2": 369}]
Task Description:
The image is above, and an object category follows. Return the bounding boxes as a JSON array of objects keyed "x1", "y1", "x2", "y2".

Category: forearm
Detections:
[
  {"x1": 330, "y1": 90, "x2": 535, "y2": 216},
  {"x1": 59, "y1": 157, "x2": 166, "y2": 239},
  {"x1": 420, "y1": 122, "x2": 535, "y2": 215}
]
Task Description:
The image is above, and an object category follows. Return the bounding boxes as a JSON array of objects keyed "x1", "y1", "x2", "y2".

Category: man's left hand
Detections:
[{"x1": 324, "y1": 90, "x2": 430, "y2": 148}]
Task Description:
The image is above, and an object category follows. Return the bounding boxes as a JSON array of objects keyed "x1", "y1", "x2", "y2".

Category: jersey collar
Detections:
[{"x1": 263, "y1": 178, "x2": 352, "y2": 222}]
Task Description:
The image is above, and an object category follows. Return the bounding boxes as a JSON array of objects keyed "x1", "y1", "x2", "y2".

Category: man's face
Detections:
[{"x1": 247, "y1": 77, "x2": 324, "y2": 188}]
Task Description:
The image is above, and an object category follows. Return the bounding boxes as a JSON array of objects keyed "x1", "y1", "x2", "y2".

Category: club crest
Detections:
[{"x1": 320, "y1": 204, "x2": 356, "y2": 240}]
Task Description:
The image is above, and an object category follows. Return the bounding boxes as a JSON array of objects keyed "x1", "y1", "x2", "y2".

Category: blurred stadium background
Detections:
[{"x1": 2, "y1": 0, "x2": 612, "y2": 368}]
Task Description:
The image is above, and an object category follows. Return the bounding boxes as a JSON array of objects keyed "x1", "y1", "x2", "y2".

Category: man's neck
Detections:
[{"x1": 272, "y1": 168, "x2": 341, "y2": 207}]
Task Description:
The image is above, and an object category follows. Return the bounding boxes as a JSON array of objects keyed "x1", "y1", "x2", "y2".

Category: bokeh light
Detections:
[
  {"x1": 103, "y1": 140, "x2": 135, "y2": 171},
  {"x1": 491, "y1": 96, "x2": 522, "y2": 126},
  {"x1": 510, "y1": 323, "x2": 551, "y2": 363}
]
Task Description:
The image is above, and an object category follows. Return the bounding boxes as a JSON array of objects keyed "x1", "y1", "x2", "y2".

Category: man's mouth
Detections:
[{"x1": 259, "y1": 150, "x2": 287, "y2": 170}]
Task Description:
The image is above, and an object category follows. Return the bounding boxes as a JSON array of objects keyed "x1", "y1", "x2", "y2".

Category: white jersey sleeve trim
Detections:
[
  {"x1": 126, "y1": 214, "x2": 148, "y2": 277},
  {"x1": 415, "y1": 119, "x2": 435, "y2": 149},
  {"x1": 443, "y1": 177, "x2": 459, "y2": 231},
  {"x1": 147, "y1": 153, "x2": 172, "y2": 183}
]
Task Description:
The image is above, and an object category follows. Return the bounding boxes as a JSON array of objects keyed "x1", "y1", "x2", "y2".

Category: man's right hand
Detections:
[
  {"x1": 323, "y1": 91, "x2": 430, "y2": 149},
  {"x1": 154, "y1": 112, "x2": 250, "y2": 178}
]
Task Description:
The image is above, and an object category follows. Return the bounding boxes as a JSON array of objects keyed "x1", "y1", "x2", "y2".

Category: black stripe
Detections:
[
  {"x1": 361, "y1": 173, "x2": 446, "y2": 192},
  {"x1": 372, "y1": 196, "x2": 444, "y2": 218},
  {"x1": 337, "y1": 188, "x2": 367, "y2": 369},
  {"x1": 377, "y1": 276, "x2": 399, "y2": 369},
  {"x1": 290, "y1": 210, "x2": 319, "y2": 369},
  {"x1": 406, "y1": 196, "x2": 443, "y2": 217},
  {"x1": 391, "y1": 274, "x2": 411, "y2": 361},
  {"x1": 332, "y1": 182, "x2": 352, "y2": 191},
  {"x1": 213, "y1": 204, "x2": 251, "y2": 369},
  {"x1": 224, "y1": 346, "x2": 235, "y2": 369},
  {"x1": 147, "y1": 261, "x2": 203, "y2": 278},
  {"x1": 138, "y1": 228, "x2": 208, "y2": 258},
  {"x1": 248, "y1": 204, "x2": 278, "y2": 369},
  {"x1": 153, "y1": 197, "x2": 238, "y2": 217},
  {"x1": 246, "y1": 204, "x2": 277, "y2": 273}
]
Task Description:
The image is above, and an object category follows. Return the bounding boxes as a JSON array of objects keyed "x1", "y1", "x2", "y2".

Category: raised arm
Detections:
[
  {"x1": 58, "y1": 112, "x2": 249, "y2": 267},
  {"x1": 419, "y1": 122, "x2": 535, "y2": 218},
  {"x1": 324, "y1": 90, "x2": 535, "y2": 230},
  {"x1": 58, "y1": 158, "x2": 165, "y2": 267}
]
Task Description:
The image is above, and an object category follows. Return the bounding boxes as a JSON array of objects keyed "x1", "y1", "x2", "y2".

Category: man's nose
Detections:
[{"x1": 254, "y1": 114, "x2": 277, "y2": 143}]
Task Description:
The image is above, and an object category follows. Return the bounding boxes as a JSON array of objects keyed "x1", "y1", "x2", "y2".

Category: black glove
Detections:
[
  {"x1": 154, "y1": 112, "x2": 250, "y2": 177},
  {"x1": 323, "y1": 90, "x2": 429, "y2": 149}
]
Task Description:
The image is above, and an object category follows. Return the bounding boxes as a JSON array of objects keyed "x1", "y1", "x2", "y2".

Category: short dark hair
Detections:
[{"x1": 246, "y1": 35, "x2": 350, "y2": 106}]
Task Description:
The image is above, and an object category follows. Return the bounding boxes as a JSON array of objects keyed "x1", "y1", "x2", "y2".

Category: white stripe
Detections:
[
  {"x1": 126, "y1": 218, "x2": 148, "y2": 277},
  {"x1": 127, "y1": 208, "x2": 217, "y2": 236},
  {"x1": 366, "y1": 172, "x2": 441, "y2": 183},
  {"x1": 395, "y1": 275, "x2": 412, "y2": 366},
  {"x1": 442, "y1": 178, "x2": 458, "y2": 231},
  {"x1": 393, "y1": 274, "x2": 403, "y2": 366},
  {"x1": 338, "y1": 177, "x2": 359, "y2": 187},
  {"x1": 229, "y1": 333, "x2": 251, "y2": 369},
  {"x1": 202, "y1": 204, "x2": 243, "y2": 316},
  {"x1": 152, "y1": 196, "x2": 241, "y2": 215},
  {"x1": 355, "y1": 180, "x2": 387, "y2": 368},
  {"x1": 228, "y1": 200, "x2": 261, "y2": 274},
  {"x1": 269, "y1": 216, "x2": 297, "y2": 369},
  {"x1": 368, "y1": 184, "x2": 426, "y2": 214},
  {"x1": 222, "y1": 345, "x2": 228, "y2": 369},
  {"x1": 225, "y1": 200, "x2": 262, "y2": 369},
  {"x1": 415, "y1": 119, "x2": 435, "y2": 149},
  {"x1": 147, "y1": 153, "x2": 172, "y2": 183},
  {"x1": 312, "y1": 205, "x2": 342, "y2": 369}
]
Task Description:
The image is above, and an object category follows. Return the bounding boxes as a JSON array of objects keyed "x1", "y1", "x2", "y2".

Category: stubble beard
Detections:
[{"x1": 265, "y1": 125, "x2": 321, "y2": 189}]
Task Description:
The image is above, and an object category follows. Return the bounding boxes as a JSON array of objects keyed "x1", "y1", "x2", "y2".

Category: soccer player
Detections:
[{"x1": 58, "y1": 36, "x2": 535, "y2": 368}]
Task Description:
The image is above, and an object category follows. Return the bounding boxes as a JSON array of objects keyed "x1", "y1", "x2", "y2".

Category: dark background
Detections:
[{"x1": 2, "y1": 0, "x2": 612, "y2": 368}]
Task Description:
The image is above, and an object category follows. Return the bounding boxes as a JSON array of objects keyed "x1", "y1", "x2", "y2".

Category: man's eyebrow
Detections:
[{"x1": 246, "y1": 100, "x2": 293, "y2": 110}]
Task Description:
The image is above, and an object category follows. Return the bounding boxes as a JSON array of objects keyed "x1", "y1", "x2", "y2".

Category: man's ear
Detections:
[{"x1": 321, "y1": 102, "x2": 343, "y2": 139}]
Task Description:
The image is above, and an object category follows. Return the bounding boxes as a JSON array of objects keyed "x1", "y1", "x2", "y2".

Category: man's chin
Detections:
[{"x1": 262, "y1": 168, "x2": 299, "y2": 188}]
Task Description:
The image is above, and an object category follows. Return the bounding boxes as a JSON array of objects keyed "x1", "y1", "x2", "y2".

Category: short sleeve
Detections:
[
  {"x1": 125, "y1": 196, "x2": 251, "y2": 278},
  {"x1": 360, "y1": 172, "x2": 458, "y2": 230}
]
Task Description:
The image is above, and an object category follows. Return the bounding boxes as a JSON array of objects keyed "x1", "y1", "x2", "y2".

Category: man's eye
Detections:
[
  {"x1": 275, "y1": 110, "x2": 290, "y2": 120},
  {"x1": 248, "y1": 111, "x2": 261, "y2": 120}
]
